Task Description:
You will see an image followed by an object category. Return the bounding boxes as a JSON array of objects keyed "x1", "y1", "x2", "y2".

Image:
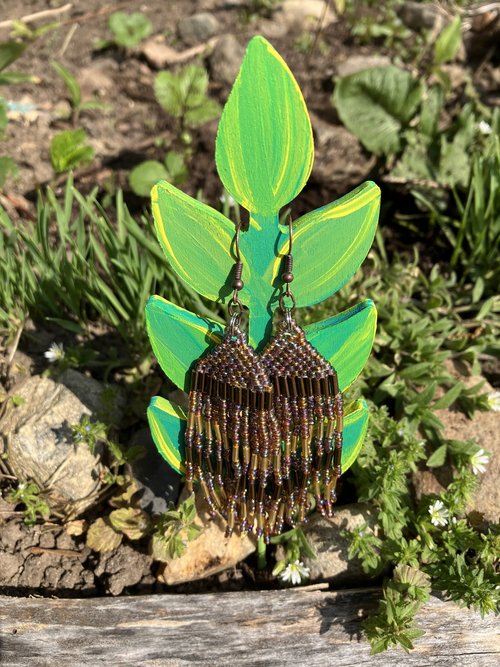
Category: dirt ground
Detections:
[{"x1": 0, "y1": 0, "x2": 382, "y2": 211}]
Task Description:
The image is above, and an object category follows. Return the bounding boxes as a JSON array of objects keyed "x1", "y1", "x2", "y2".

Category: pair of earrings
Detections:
[{"x1": 184, "y1": 218, "x2": 343, "y2": 541}]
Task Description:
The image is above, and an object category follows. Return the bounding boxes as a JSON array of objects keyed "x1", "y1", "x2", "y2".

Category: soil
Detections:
[
  {"x1": 0, "y1": 0, "x2": 379, "y2": 208},
  {"x1": 0, "y1": 1, "x2": 498, "y2": 597},
  {"x1": 0, "y1": 498, "x2": 252, "y2": 597}
]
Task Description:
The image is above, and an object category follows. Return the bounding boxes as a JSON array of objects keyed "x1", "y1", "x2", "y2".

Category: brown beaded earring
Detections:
[
  {"x1": 261, "y1": 217, "x2": 344, "y2": 524},
  {"x1": 184, "y1": 223, "x2": 281, "y2": 538}
]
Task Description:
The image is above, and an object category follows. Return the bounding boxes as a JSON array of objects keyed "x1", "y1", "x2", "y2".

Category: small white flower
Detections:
[
  {"x1": 219, "y1": 192, "x2": 236, "y2": 208},
  {"x1": 470, "y1": 448, "x2": 490, "y2": 475},
  {"x1": 428, "y1": 499, "x2": 449, "y2": 527},
  {"x1": 279, "y1": 560, "x2": 310, "y2": 586},
  {"x1": 487, "y1": 391, "x2": 500, "y2": 413},
  {"x1": 44, "y1": 342, "x2": 65, "y2": 363},
  {"x1": 478, "y1": 120, "x2": 492, "y2": 136}
]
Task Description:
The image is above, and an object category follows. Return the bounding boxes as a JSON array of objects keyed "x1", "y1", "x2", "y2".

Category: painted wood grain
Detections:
[{"x1": 1, "y1": 590, "x2": 498, "y2": 666}]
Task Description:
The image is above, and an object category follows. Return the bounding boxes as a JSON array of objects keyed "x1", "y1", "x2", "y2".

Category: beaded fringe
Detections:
[{"x1": 184, "y1": 320, "x2": 343, "y2": 540}]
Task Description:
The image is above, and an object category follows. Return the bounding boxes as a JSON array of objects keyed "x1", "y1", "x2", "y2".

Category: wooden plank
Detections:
[{"x1": 1, "y1": 589, "x2": 498, "y2": 666}]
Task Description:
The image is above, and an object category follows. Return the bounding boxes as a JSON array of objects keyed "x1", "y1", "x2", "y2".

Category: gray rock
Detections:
[
  {"x1": 278, "y1": 0, "x2": 336, "y2": 31},
  {"x1": 303, "y1": 503, "x2": 380, "y2": 585},
  {"x1": 336, "y1": 55, "x2": 391, "y2": 78},
  {"x1": 310, "y1": 119, "x2": 375, "y2": 187},
  {"x1": 96, "y1": 544, "x2": 151, "y2": 596},
  {"x1": 259, "y1": 0, "x2": 337, "y2": 39},
  {"x1": 0, "y1": 372, "x2": 122, "y2": 517},
  {"x1": 130, "y1": 426, "x2": 181, "y2": 514},
  {"x1": 209, "y1": 34, "x2": 245, "y2": 87},
  {"x1": 0, "y1": 552, "x2": 23, "y2": 584},
  {"x1": 178, "y1": 12, "x2": 220, "y2": 46},
  {"x1": 157, "y1": 491, "x2": 256, "y2": 585},
  {"x1": 397, "y1": 1, "x2": 442, "y2": 31},
  {"x1": 78, "y1": 59, "x2": 116, "y2": 98}
]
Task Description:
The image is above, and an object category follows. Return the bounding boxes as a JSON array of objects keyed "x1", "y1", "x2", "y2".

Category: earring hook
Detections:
[{"x1": 279, "y1": 214, "x2": 296, "y2": 321}]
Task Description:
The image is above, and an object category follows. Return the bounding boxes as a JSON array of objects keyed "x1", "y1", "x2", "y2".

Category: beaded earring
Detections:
[
  {"x1": 184, "y1": 223, "x2": 281, "y2": 538},
  {"x1": 261, "y1": 217, "x2": 344, "y2": 523}
]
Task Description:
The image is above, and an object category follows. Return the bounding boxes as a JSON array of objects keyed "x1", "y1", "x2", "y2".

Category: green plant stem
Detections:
[{"x1": 257, "y1": 537, "x2": 267, "y2": 570}]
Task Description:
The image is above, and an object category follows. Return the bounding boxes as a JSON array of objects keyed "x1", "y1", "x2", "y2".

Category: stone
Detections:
[
  {"x1": 310, "y1": 120, "x2": 375, "y2": 188},
  {"x1": 178, "y1": 12, "x2": 220, "y2": 46},
  {"x1": 209, "y1": 34, "x2": 245, "y2": 87},
  {"x1": 278, "y1": 0, "x2": 336, "y2": 31},
  {"x1": 259, "y1": 0, "x2": 336, "y2": 39},
  {"x1": 397, "y1": 1, "x2": 443, "y2": 31},
  {"x1": 336, "y1": 54, "x2": 392, "y2": 78},
  {"x1": 78, "y1": 60, "x2": 116, "y2": 98},
  {"x1": 0, "y1": 372, "x2": 123, "y2": 517},
  {"x1": 97, "y1": 544, "x2": 151, "y2": 596},
  {"x1": 130, "y1": 426, "x2": 181, "y2": 514},
  {"x1": 141, "y1": 37, "x2": 215, "y2": 69},
  {"x1": 412, "y1": 407, "x2": 500, "y2": 524},
  {"x1": 302, "y1": 503, "x2": 380, "y2": 585},
  {"x1": 157, "y1": 493, "x2": 256, "y2": 585},
  {"x1": 0, "y1": 552, "x2": 22, "y2": 584}
]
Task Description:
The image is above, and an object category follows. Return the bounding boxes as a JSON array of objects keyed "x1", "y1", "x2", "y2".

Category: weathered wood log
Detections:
[{"x1": 1, "y1": 588, "x2": 498, "y2": 666}]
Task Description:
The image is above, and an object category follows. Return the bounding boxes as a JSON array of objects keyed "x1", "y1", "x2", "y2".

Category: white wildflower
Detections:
[
  {"x1": 44, "y1": 342, "x2": 65, "y2": 363},
  {"x1": 428, "y1": 499, "x2": 449, "y2": 527},
  {"x1": 487, "y1": 391, "x2": 500, "y2": 413},
  {"x1": 219, "y1": 192, "x2": 236, "y2": 208},
  {"x1": 478, "y1": 120, "x2": 492, "y2": 136},
  {"x1": 470, "y1": 448, "x2": 490, "y2": 475},
  {"x1": 279, "y1": 560, "x2": 310, "y2": 586}
]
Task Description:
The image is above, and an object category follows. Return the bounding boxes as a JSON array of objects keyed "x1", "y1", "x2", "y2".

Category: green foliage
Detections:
[
  {"x1": 0, "y1": 40, "x2": 34, "y2": 183},
  {"x1": 150, "y1": 494, "x2": 202, "y2": 561},
  {"x1": 86, "y1": 517, "x2": 122, "y2": 552},
  {"x1": 51, "y1": 61, "x2": 106, "y2": 122},
  {"x1": 108, "y1": 11, "x2": 152, "y2": 49},
  {"x1": 129, "y1": 151, "x2": 188, "y2": 198},
  {"x1": 154, "y1": 64, "x2": 221, "y2": 136},
  {"x1": 0, "y1": 97, "x2": 7, "y2": 132},
  {"x1": 0, "y1": 41, "x2": 34, "y2": 85},
  {"x1": 71, "y1": 414, "x2": 108, "y2": 455},
  {"x1": 413, "y1": 126, "x2": 500, "y2": 290},
  {"x1": 0, "y1": 177, "x2": 203, "y2": 356},
  {"x1": 50, "y1": 128, "x2": 95, "y2": 173},
  {"x1": 0, "y1": 156, "x2": 18, "y2": 187},
  {"x1": 108, "y1": 506, "x2": 151, "y2": 540},
  {"x1": 329, "y1": 238, "x2": 499, "y2": 652},
  {"x1": 364, "y1": 566, "x2": 431, "y2": 654},
  {"x1": 270, "y1": 526, "x2": 316, "y2": 578},
  {"x1": 434, "y1": 16, "x2": 462, "y2": 66},
  {"x1": 52, "y1": 61, "x2": 81, "y2": 110},
  {"x1": 6, "y1": 481, "x2": 50, "y2": 525},
  {"x1": 334, "y1": 66, "x2": 423, "y2": 156}
]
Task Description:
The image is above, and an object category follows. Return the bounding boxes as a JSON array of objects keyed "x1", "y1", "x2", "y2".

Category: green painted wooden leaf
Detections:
[
  {"x1": 341, "y1": 399, "x2": 369, "y2": 471},
  {"x1": 147, "y1": 295, "x2": 376, "y2": 393},
  {"x1": 146, "y1": 295, "x2": 223, "y2": 392},
  {"x1": 147, "y1": 396, "x2": 368, "y2": 476},
  {"x1": 151, "y1": 180, "x2": 237, "y2": 302},
  {"x1": 147, "y1": 396, "x2": 186, "y2": 474},
  {"x1": 304, "y1": 299, "x2": 377, "y2": 391},
  {"x1": 215, "y1": 35, "x2": 313, "y2": 215},
  {"x1": 274, "y1": 181, "x2": 380, "y2": 307}
]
